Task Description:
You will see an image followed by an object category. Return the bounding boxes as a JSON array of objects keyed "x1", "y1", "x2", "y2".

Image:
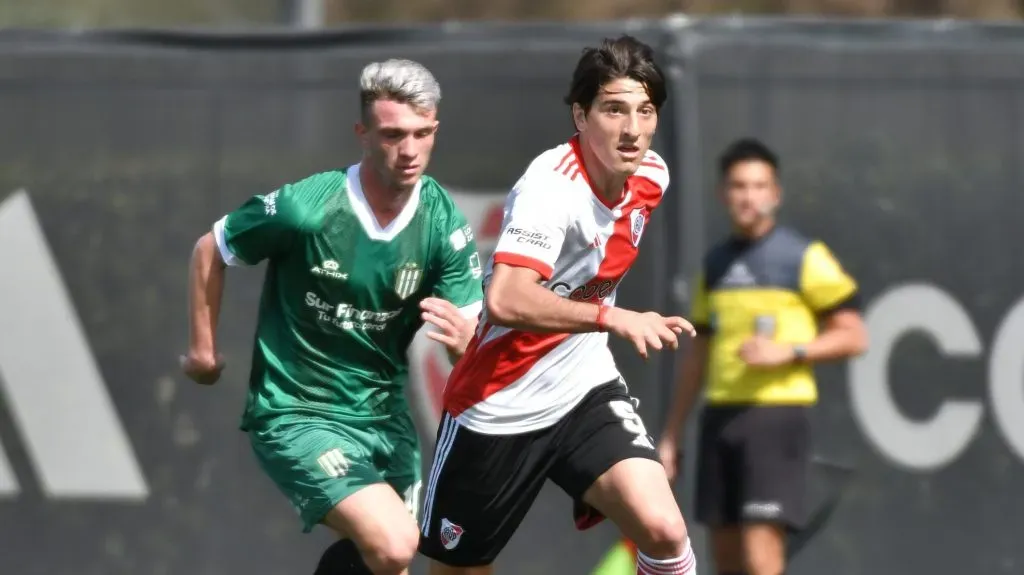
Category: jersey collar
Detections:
[
  {"x1": 346, "y1": 163, "x2": 422, "y2": 242},
  {"x1": 569, "y1": 134, "x2": 632, "y2": 214}
]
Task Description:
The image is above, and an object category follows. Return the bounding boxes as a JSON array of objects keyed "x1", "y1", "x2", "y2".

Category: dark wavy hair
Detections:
[{"x1": 564, "y1": 35, "x2": 667, "y2": 118}]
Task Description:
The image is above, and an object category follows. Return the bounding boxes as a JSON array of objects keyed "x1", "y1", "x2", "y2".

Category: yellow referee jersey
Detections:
[{"x1": 690, "y1": 226, "x2": 858, "y2": 405}]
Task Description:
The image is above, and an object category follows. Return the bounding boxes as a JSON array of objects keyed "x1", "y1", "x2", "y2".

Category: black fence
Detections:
[{"x1": 0, "y1": 17, "x2": 1022, "y2": 574}]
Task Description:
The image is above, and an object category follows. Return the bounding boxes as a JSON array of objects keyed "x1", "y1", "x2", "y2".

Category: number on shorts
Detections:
[
  {"x1": 608, "y1": 400, "x2": 655, "y2": 449},
  {"x1": 403, "y1": 480, "x2": 423, "y2": 523}
]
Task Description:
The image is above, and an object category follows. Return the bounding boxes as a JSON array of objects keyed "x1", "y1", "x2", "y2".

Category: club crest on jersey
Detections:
[
  {"x1": 629, "y1": 208, "x2": 647, "y2": 247},
  {"x1": 394, "y1": 262, "x2": 423, "y2": 300},
  {"x1": 440, "y1": 518, "x2": 464, "y2": 550}
]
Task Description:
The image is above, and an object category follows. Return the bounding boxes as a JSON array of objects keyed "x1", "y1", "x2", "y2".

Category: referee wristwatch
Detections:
[{"x1": 792, "y1": 343, "x2": 808, "y2": 363}]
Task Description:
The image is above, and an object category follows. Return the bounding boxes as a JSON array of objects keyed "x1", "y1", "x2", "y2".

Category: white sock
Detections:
[{"x1": 636, "y1": 536, "x2": 697, "y2": 574}]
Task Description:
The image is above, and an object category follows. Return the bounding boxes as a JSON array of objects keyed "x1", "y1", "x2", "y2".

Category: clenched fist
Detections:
[{"x1": 180, "y1": 350, "x2": 226, "y2": 386}]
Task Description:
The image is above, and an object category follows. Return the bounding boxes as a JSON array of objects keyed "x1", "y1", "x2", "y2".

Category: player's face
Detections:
[
  {"x1": 358, "y1": 99, "x2": 438, "y2": 192},
  {"x1": 721, "y1": 160, "x2": 780, "y2": 232},
  {"x1": 575, "y1": 77, "x2": 658, "y2": 178}
]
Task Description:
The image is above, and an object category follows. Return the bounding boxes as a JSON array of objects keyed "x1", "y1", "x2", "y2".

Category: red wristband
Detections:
[{"x1": 596, "y1": 304, "x2": 609, "y2": 332}]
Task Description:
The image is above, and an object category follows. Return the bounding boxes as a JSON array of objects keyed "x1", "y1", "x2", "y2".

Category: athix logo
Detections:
[
  {"x1": 311, "y1": 259, "x2": 348, "y2": 281},
  {"x1": 0, "y1": 190, "x2": 149, "y2": 500}
]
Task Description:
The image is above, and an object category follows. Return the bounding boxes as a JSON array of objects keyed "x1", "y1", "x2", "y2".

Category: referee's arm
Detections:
[
  {"x1": 658, "y1": 273, "x2": 711, "y2": 480},
  {"x1": 799, "y1": 241, "x2": 868, "y2": 362},
  {"x1": 661, "y1": 335, "x2": 708, "y2": 439}
]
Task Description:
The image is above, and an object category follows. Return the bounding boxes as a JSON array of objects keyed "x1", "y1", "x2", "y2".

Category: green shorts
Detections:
[{"x1": 248, "y1": 411, "x2": 422, "y2": 533}]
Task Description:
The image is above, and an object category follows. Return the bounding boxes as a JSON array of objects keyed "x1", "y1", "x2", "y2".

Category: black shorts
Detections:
[
  {"x1": 418, "y1": 379, "x2": 659, "y2": 567},
  {"x1": 695, "y1": 405, "x2": 810, "y2": 528}
]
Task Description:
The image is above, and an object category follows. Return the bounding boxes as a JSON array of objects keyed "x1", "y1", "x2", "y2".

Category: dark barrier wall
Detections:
[
  {"x1": 670, "y1": 19, "x2": 1024, "y2": 575},
  {"x1": 0, "y1": 23, "x2": 673, "y2": 575},
  {"x1": 0, "y1": 18, "x2": 1023, "y2": 575}
]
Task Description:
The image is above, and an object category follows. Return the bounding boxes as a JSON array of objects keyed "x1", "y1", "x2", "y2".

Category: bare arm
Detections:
[
  {"x1": 805, "y1": 308, "x2": 868, "y2": 362},
  {"x1": 485, "y1": 264, "x2": 601, "y2": 333},
  {"x1": 798, "y1": 241, "x2": 867, "y2": 362},
  {"x1": 188, "y1": 232, "x2": 226, "y2": 358},
  {"x1": 661, "y1": 335, "x2": 709, "y2": 440}
]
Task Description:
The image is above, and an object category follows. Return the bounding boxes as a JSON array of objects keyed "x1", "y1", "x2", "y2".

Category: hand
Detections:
[
  {"x1": 603, "y1": 307, "x2": 696, "y2": 359},
  {"x1": 657, "y1": 436, "x2": 682, "y2": 482},
  {"x1": 420, "y1": 297, "x2": 475, "y2": 358},
  {"x1": 739, "y1": 336, "x2": 796, "y2": 368},
  {"x1": 180, "y1": 349, "x2": 226, "y2": 385}
]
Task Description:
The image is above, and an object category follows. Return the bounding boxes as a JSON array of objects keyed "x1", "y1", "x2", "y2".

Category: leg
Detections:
[
  {"x1": 321, "y1": 483, "x2": 419, "y2": 575},
  {"x1": 741, "y1": 524, "x2": 785, "y2": 575},
  {"x1": 695, "y1": 407, "x2": 746, "y2": 575},
  {"x1": 419, "y1": 412, "x2": 552, "y2": 573},
  {"x1": 248, "y1": 418, "x2": 417, "y2": 575},
  {"x1": 429, "y1": 563, "x2": 493, "y2": 575},
  {"x1": 710, "y1": 526, "x2": 745, "y2": 575},
  {"x1": 583, "y1": 458, "x2": 694, "y2": 556},
  {"x1": 314, "y1": 539, "x2": 372, "y2": 575},
  {"x1": 316, "y1": 408, "x2": 424, "y2": 575},
  {"x1": 379, "y1": 409, "x2": 425, "y2": 525},
  {"x1": 548, "y1": 381, "x2": 695, "y2": 574},
  {"x1": 735, "y1": 406, "x2": 811, "y2": 575}
]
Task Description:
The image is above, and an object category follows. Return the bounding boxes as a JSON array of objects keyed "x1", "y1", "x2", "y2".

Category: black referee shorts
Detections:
[
  {"x1": 695, "y1": 404, "x2": 810, "y2": 529},
  {"x1": 418, "y1": 379, "x2": 660, "y2": 567}
]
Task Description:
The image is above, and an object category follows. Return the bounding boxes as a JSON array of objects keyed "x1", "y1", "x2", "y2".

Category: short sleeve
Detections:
[
  {"x1": 799, "y1": 241, "x2": 859, "y2": 313},
  {"x1": 689, "y1": 271, "x2": 713, "y2": 335},
  {"x1": 213, "y1": 181, "x2": 318, "y2": 266},
  {"x1": 491, "y1": 174, "x2": 569, "y2": 280},
  {"x1": 432, "y1": 212, "x2": 485, "y2": 319}
]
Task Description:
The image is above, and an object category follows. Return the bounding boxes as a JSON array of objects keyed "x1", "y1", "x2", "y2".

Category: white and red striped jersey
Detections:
[{"x1": 442, "y1": 135, "x2": 670, "y2": 435}]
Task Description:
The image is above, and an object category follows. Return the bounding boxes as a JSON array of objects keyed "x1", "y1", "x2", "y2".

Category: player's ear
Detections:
[
  {"x1": 572, "y1": 103, "x2": 587, "y2": 133},
  {"x1": 355, "y1": 122, "x2": 373, "y2": 151},
  {"x1": 772, "y1": 176, "x2": 783, "y2": 209}
]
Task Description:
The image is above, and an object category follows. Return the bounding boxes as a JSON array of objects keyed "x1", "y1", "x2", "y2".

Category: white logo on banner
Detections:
[
  {"x1": 0, "y1": 190, "x2": 149, "y2": 500},
  {"x1": 850, "y1": 283, "x2": 1024, "y2": 473}
]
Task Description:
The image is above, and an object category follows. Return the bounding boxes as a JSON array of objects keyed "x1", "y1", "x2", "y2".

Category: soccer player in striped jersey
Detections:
[
  {"x1": 182, "y1": 60, "x2": 483, "y2": 575},
  {"x1": 419, "y1": 36, "x2": 700, "y2": 575}
]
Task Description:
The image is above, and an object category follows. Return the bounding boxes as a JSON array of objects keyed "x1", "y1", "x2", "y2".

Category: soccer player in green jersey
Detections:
[{"x1": 181, "y1": 60, "x2": 484, "y2": 575}]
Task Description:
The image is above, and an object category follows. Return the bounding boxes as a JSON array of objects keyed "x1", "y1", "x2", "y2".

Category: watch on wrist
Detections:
[{"x1": 792, "y1": 344, "x2": 808, "y2": 363}]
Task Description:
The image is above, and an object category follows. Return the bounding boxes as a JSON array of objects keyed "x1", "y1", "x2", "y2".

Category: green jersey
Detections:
[{"x1": 214, "y1": 164, "x2": 484, "y2": 429}]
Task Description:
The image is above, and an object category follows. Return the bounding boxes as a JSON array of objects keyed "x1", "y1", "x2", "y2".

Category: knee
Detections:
[
  {"x1": 362, "y1": 522, "x2": 419, "y2": 575},
  {"x1": 744, "y1": 546, "x2": 785, "y2": 575},
  {"x1": 636, "y1": 511, "x2": 690, "y2": 558}
]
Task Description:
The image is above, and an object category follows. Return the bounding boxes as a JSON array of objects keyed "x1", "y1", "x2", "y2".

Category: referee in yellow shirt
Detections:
[{"x1": 658, "y1": 138, "x2": 868, "y2": 575}]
